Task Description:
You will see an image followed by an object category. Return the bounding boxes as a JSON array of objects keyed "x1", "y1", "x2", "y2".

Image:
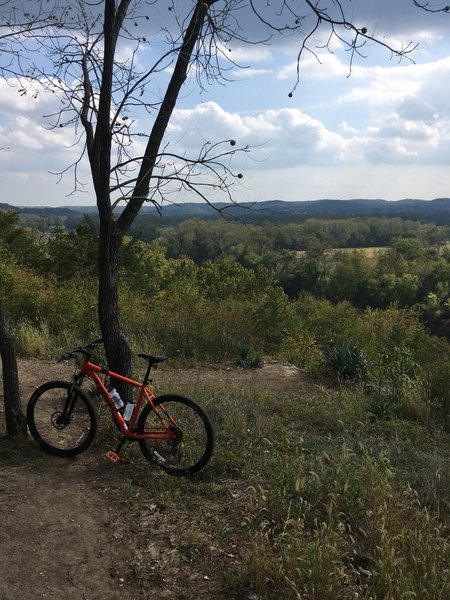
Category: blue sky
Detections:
[{"x1": 0, "y1": 0, "x2": 449, "y2": 207}]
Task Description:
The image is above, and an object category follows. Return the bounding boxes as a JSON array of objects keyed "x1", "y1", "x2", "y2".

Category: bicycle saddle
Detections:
[{"x1": 138, "y1": 353, "x2": 169, "y2": 366}]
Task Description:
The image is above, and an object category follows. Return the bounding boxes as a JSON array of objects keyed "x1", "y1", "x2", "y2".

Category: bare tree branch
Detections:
[
  {"x1": 251, "y1": 0, "x2": 418, "y2": 92},
  {"x1": 413, "y1": 1, "x2": 450, "y2": 13}
]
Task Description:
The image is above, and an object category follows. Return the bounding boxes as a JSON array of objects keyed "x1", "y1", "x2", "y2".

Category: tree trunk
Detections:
[
  {"x1": 0, "y1": 305, "x2": 27, "y2": 436},
  {"x1": 97, "y1": 214, "x2": 132, "y2": 398}
]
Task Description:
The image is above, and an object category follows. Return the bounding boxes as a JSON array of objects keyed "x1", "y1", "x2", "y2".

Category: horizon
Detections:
[{"x1": 4, "y1": 197, "x2": 450, "y2": 211}]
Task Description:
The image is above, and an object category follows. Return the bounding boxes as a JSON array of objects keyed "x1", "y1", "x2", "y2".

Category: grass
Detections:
[
  {"x1": 107, "y1": 371, "x2": 449, "y2": 599},
  {"x1": 2, "y1": 362, "x2": 448, "y2": 598}
]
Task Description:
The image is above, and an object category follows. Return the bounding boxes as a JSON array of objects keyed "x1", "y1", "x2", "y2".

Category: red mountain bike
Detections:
[{"x1": 27, "y1": 339, "x2": 214, "y2": 476}]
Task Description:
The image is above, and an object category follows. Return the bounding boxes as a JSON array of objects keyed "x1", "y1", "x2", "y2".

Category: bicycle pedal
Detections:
[{"x1": 104, "y1": 450, "x2": 120, "y2": 463}]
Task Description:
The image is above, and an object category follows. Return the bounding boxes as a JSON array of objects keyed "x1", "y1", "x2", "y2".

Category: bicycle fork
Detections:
[{"x1": 56, "y1": 384, "x2": 81, "y2": 428}]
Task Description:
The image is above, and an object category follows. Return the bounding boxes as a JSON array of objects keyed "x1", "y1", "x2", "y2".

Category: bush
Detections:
[
  {"x1": 279, "y1": 332, "x2": 322, "y2": 372},
  {"x1": 236, "y1": 346, "x2": 262, "y2": 369},
  {"x1": 321, "y1": 341, "x2": 367, "y2": 382}
]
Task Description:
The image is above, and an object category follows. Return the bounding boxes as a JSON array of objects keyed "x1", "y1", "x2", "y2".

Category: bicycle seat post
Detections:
[
  {"x1": 138, "y1": 353, "x2": 169, "y2": 385},
  {"x1": 143, "y1": 362, "x2": 152, "y2": 386}
]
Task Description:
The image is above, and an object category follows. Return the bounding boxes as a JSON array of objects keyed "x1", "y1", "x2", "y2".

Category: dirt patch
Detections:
[
  {"x1": 0, "y1": 456, "x2": 128, "y2": 599},
  {"x1": 0, "y1": 357, "x2": 307, "y2": 599},
  {"x1": 156, "y1": 357, "x2": 313, "y2": 395}
]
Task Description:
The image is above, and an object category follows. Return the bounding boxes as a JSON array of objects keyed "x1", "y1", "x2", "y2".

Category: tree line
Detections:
[{"x1": 5, "y1": 211, "x2": 450, "y2": 322}]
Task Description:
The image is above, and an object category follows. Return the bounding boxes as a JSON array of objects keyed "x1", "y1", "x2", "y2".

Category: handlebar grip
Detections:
[
  {"x1": 58, "y1": 338, "x2": 103, "y2": 362},
  {"x1": 86, "y1": 338, "x2": 103, "y2": 349}
]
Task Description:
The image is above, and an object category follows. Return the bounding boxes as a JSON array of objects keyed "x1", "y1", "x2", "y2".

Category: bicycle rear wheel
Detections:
[
  {"x1": 27, "y1": 380, "x2": 97, "y2": 457},
  {"x1": 137, "y1": 394, "x2": 214, "y2": 476}
]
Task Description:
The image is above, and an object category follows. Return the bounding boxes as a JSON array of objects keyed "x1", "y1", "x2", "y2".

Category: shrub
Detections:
[
  {"x1": 279, "y1": 332, "x2": 322, "y2": 372},
  {"x1": 236, "y1": 346, "x2": 262, "y2": 369},
  {"x1": 321, "y1": 341, "x2": 367, "y2": 382}
]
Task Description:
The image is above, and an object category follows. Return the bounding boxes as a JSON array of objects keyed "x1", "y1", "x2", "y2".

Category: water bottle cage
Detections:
[{"x1": 123, "y1": 402, "x2": 135, "y2": 422}]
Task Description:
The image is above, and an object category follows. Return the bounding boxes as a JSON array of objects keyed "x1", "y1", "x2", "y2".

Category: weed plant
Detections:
[{"x1": 321, "y1": 341, "x2": 367, "y2": 381}]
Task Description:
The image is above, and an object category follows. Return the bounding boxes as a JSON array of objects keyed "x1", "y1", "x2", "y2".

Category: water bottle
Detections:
[
  {"x1": 123, "y1": 401, "x2": 135, "y2": 422},
  {"x1": 110, "y1": 388, "x2": 124, "y2": 410}
]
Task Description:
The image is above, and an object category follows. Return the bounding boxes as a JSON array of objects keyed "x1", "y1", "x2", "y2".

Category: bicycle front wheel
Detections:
[
  {"x1": 137, "y1": 394, "x2": 214, "y2": 476},
  {"x1": 27, "y1": 381, "x2": 97, "y2": 457}
]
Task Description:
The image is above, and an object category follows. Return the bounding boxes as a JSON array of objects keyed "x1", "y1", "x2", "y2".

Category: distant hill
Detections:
[
  {"x1": 0, "y1": 203, "x2": 84, "y2": 230},
  {"x1": 2, "y1": 198, "x2": 450, "y2": 229}
]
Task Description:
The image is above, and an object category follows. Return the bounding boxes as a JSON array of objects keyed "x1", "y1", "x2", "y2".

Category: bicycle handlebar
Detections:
[{"x1": 59, "y1": 338, "x2": 104, "y2": 362}]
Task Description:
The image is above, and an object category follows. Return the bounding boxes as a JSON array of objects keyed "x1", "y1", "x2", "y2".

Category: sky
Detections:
[{"x1": 0, "y1": 0, "x2": 450, "y2": 207}]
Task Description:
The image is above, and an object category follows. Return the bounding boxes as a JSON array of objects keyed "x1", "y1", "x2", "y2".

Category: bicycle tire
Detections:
[
  {"x1": 137, "y1": 394, "x2": 214, "y2": 476},
  {"x1": 27, "y1": 380, "x2": 97, "y2": 457}
]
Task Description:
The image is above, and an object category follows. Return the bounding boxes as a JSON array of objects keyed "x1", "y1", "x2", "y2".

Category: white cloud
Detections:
[
  {"x1": 115, "y1": 43, "x2": 140, "y2": 66},
  {"x1": 377, "y1": 118, "x2": 439, "y2": 143},
  {"x1": 0, "y1": 79, "x2": 50, "y2": 115},
  {"x1": 0, "y1": 78, "x2": 93, "y2": 203},
  {"x1": 225, "y1": 45, "x2": 273, "y2": 65},
  {"x1": 292, "y1": 52, "x2": 350, "y2": 80},
  {"x1": 230, "y1": 67, "x2": 271, "y2": 79},
  {"x1": 168, "y1": 101, "x2": 253, "y2": 140},
  {"x1": 12, "y1": 128, "x2": 43, "y2": 150},
  {"x1": 0, "y1": 82, "x2": 80, "y2": 154},
  {"x1": 328, "y1": 54, "x2": 450, "y2": 167},
  {"x1": 167, "y1": 102, "x2": 349, "y2": 169},
  {"x1": 2, "y1": 80, "x2": 449, "y2": 207},
  {"x1": 165, "y1": 92, "x2": 450, "y2": 191},
  {"x1": 344, "y1": 60, "x2": 448, "y2": 111}
]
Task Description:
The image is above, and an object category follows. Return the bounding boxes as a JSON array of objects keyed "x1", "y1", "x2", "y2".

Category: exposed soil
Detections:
[{"x1": 0, "y1": 358, "x2": 307, "y2": 600}]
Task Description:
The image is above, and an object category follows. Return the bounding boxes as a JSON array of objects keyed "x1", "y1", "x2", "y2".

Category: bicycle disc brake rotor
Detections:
[{"x1": 51, "y1": 412, "x2": 70, "y2": 429}]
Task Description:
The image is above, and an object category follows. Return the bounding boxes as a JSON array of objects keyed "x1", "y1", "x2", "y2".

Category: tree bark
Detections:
[
  {"x1": 91, "y1": 1, "x2": 133, "y2": 389},
  {"x1": 97, "y1": 213, "x2": 132, "y2": 398},
  {"x1": 0, "y1": 305, "x2": 27, "y2": 436}
]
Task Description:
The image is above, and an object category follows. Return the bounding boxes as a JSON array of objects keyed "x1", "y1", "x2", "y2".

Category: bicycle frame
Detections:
[{"x1": 77, "y1": 360, "x2": 177, "y2": 442}]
